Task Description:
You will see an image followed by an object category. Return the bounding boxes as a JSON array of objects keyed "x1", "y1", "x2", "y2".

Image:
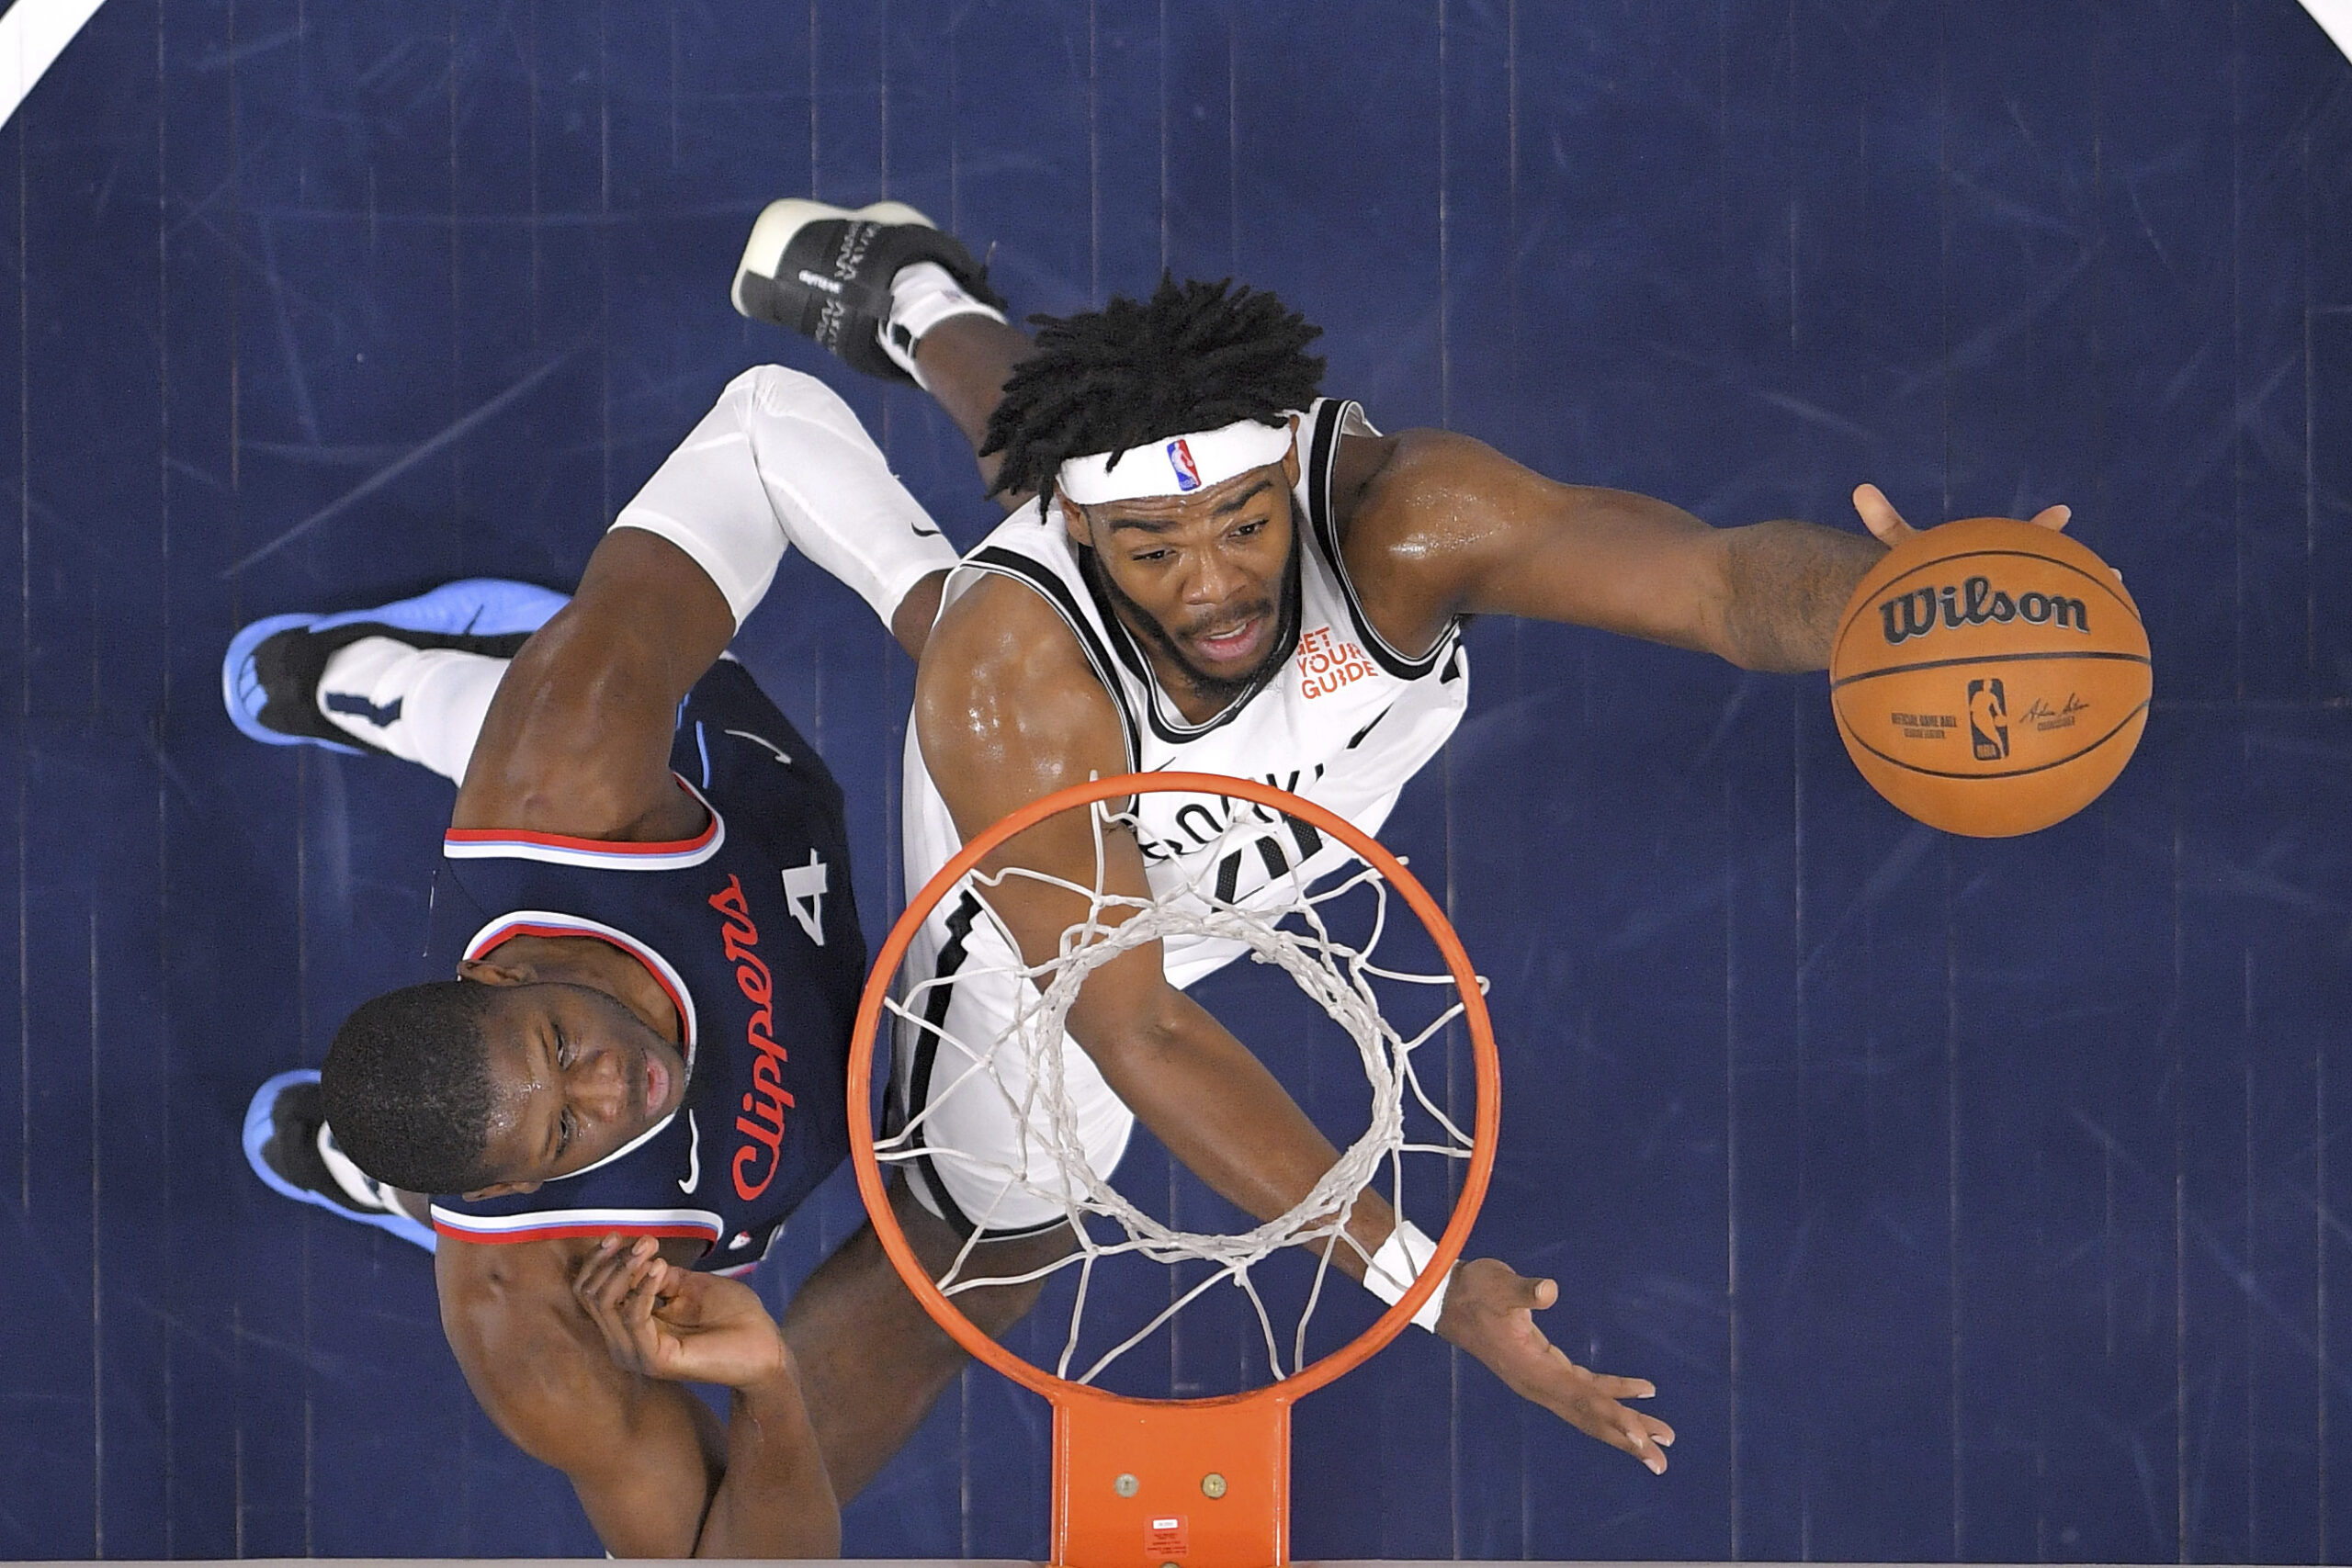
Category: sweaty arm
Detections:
[
  {"x1": 915, "y1": 580, "x2": 1675, "y2": 1472},
  {"x1": 437, "y1": 1234, "x2": 837, "y2": 1558},
  {"x1": 1331, "y1": 428, "x2": 1885, "y2": 673}
]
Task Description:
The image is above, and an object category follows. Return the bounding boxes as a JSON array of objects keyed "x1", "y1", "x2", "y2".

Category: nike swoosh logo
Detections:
[
  {"x1": 726, "y1": 728, "x2": 792, "y2": 765},
  {"x1": 911, "y1": 525, "x2": 942, "y2": 538},
  {"x1": 679, "y1": 1110, "x2": 700, "y2": 1194}
]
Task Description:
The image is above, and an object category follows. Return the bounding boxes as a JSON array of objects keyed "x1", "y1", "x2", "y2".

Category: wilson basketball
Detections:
[{"x1": 1829, "y1": 516, "x2": 2151, "y2": 837}]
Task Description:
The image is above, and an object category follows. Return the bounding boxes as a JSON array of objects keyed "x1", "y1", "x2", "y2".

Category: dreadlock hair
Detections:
[
  {"x1": 321, "y1": 980, "x2": 502, "y2": 1195},
  {"x1": 980, "y1": 276, "x2": 1326, "y2": 511}
]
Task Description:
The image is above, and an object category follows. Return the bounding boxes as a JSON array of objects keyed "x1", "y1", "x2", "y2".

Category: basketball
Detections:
[{"x1": 1829, "y1": 516, "x2": 2151, "y2": 837}]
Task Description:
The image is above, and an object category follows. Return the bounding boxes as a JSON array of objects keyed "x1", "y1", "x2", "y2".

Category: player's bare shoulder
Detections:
[
  {"x1": 914, "y1": 571, "x2": 1128, "y2": 835},
  {"x1": 1328, "y1": 423, "x2": 1523, "y2": 659}
]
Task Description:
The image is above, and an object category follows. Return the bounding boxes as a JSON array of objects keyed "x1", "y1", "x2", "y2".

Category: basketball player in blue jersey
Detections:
[
  {"x1": 229, "y1": 366, "x2": 1029, "y2": 1556},
  {"x1": 729, "y1": 199, "x2": 2075, "y2": 1479}
]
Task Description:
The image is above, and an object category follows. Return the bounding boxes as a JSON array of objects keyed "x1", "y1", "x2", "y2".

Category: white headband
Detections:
[{"x1": 1057, "y1": 418, "x2": 1292, "y2": 506}]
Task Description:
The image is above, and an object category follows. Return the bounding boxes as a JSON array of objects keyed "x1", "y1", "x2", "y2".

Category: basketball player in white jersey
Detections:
[{"x1": 731, "y1": 199, "x2": 2075, "y2": 1478}]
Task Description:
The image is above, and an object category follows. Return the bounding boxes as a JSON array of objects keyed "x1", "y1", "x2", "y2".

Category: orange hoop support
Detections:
[{"x1": 848, "y1": 773, "x2": 1499, "y2": 1568}]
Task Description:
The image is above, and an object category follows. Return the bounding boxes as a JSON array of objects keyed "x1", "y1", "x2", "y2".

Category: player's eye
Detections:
[
  {"x1": 555, "y1": 1027, "x2": 573, "y2": 1071},
  {"x1": 1132, "y1": 547, "x2": 1170, "y2": 563},
  {"x1": 1234, "y1": 519, "x2": 1266, "y2": 537},
  {"x1": 558, "y1": 1108, "x2": 576, "y2": 1157}
]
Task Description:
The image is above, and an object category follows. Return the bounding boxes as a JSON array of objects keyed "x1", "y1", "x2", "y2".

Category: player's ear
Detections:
[
  {"x1": 1058, "y1": 492, "x2": 1091, "y2": 548},
  {"x1": 463, "y1": 1178, "x2": 544, "y2": 1200},
  {"x1": 457, "y1": 956, "x2": 534, "y2": 987},
  {"x1": 1282, "y1": 416, "x2": 1302, "y2": 489}
]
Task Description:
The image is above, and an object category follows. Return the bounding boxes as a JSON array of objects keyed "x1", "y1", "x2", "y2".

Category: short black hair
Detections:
[
  {"x1": 321, "y1": 980, "x2": 501, "y2": 1195},
  {"x1": 980, "y1": 276, "x2": 1326, "y2": 511}
]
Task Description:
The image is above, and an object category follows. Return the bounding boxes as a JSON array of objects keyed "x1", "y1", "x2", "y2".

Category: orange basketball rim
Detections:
[{"x1": 846, "y1": 772, "x2": 1502, "y2": 1568}]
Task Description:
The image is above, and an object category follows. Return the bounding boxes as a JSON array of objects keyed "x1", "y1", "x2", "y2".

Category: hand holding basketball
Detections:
[
  {"x1": 1437, "y1": 1258, "x2": 1674, "y2": 1474},
  {"x1": 1829, "y1": 502, "x2": 2151, "y2": 837},
  {"x1": 1851, "y1": 481, "x2": 2073, "y2": 546}
]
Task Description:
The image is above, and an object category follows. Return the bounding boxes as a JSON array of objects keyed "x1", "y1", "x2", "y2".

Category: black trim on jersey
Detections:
[
  {"x1": 1301, "y1": 399, "x2": 1464, "y2": 683},
  {"x1": 902, "y1": 892, "x2": 981, "y2": 1237},
  {"x1": 901, "y1": 891, "x2": 1067, "y2": 1243},
  {"x1": 966, "y1": 547, "x2": 1141, "y2": 773}
]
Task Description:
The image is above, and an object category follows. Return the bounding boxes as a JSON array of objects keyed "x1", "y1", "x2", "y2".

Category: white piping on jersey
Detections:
[
  {"x1": 428, "y1": 1202, "x2": 725, "y2": 1243},
  {"x1": 442, "y1": 773, "x2": 727, "y2": 871},
  {"x1": 461, "y1": 908, "x2": 700, "y2": 1179}
]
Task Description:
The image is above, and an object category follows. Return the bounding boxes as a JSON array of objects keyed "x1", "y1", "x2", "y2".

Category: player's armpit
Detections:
[
  {"x1": 452, "y1": 527, "x2": 734, "y2": 844},
  {"x1": 434, "y1": 1235, "x2": 727, "y2": 1558}
]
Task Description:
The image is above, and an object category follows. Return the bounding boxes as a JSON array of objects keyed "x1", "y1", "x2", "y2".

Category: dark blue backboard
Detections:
[{"x1": 0, "y1": 0, "x2": 2346, "y2": 1559}]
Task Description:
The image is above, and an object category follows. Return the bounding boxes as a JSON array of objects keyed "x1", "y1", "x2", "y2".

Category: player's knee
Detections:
[{"x1": 728, "y1": 363, "x2": 865, "y2": 435}]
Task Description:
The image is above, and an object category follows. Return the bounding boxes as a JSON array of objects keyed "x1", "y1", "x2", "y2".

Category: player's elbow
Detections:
[{"x1": 1066, "y1": 984, "x2": 1197, "y2": 1078}]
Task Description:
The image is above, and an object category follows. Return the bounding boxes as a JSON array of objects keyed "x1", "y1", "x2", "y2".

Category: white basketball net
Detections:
[{"x1": 878, "y1": 787, "x2": 1483, "y2": 1388}]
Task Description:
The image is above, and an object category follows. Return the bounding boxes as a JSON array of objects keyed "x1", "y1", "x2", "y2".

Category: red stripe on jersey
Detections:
[{"x1": 444, "y1": 774, "x2": 718, "y2": 856}]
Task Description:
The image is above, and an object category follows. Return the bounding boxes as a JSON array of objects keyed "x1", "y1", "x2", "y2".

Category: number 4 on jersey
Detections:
[{"x1": 782, "y1": 851, "x2": 830, "y2": 945}]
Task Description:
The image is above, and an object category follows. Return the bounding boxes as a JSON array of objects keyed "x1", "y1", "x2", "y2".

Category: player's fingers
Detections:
[
  {"x1": 1853, "y1": 482, "x2": 1916, "y2": 545},
  {"x1": 585, "y1": 1237, "x2": 654, "y2": 1306},
  {"x1": 1485, "y1": 1265, "x2": 1552, "y2": 1313},
  {"x1": 617, "y1": 1253, "x2": 667, "y2": 1325},
  {"x1": 572, "y1": 1235, "x2": 635, "y2": 1307},
  {"x1": 575, "y1": 1243, "x2": 660, "y2": 1370},
  {"x1": 1613, "y1": 1418, "x2": 1668, "y2": 1475},
  {"x1": 1590, "y1": 1374, "x2": 1657, "y2": 1401},
  {"x1": 2028, "y1": 502, "x2": 2073, "y2": 531}
]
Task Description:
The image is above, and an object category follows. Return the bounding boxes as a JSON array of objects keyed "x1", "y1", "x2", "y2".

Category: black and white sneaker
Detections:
[
  {"x1": 730, "y1": 197, "x2": 1007, "y2": 385},
  {"x1": 243, "y1": 1068, "x2": 437, "y2": 1252}
]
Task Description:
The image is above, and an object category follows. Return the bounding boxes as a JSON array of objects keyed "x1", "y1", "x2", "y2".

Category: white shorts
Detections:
[{"x1": 890, "y1": 886, "x2": 1140, "y2": 1237}]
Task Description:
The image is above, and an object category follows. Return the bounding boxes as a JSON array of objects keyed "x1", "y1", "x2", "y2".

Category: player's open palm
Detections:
[
  {"x1": 1436, "y1": 1258, "x2": 1673, "y2": 1474},
  {"x1": 574, "y1": 1234, "x2": 790, "y2": 1390}
]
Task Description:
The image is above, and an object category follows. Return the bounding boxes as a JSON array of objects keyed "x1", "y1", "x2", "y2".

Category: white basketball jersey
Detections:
[{"x1": 902, "y1": 398, "x2": 1470, "y2": 987}]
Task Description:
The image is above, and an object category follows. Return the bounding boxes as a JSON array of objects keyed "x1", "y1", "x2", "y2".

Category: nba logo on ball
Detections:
[
  {"x1": 1829, "y1": 517, "x2": 2152, "y2": 837},
  {"x1": 1966, "y1": 678, "x2": 2008, "y2": 761},
  {"x1": 1166, "y1": 437, "x2": 1202, "y2": 491}
]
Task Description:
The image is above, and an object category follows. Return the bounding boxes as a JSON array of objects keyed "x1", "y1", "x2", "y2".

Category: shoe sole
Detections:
[
  {"x1": 730, "y1": 197, "x2": 934, "y2": 320},
  {"x1": 242, "y1": 1067, "x2": 438, "y2": 1253},
  {"x1": 221, "y1": 577, "x2": 569, "y2": 753}
]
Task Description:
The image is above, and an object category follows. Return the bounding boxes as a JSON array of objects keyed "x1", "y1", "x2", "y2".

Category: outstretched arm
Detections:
[
  {"x1": 1332, "y1": 431, "x2": 2070, "y2": 671},
  {"x1": 436, "y1": 1234, "x2": 837, "y2": 1558},
  {"x1": 915, "y1": 579, "x2": 1671, "y2": 1472}
]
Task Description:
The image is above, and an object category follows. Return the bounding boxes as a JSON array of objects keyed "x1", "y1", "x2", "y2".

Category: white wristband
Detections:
[{"x1": 1363, "y1": 1219, "x2": 1451, "y2": 1332}]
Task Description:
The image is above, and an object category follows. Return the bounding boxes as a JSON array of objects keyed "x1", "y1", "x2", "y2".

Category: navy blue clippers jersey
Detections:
[{"x1": 424, "y1": 660, "x2": 865, "y2": 1273}]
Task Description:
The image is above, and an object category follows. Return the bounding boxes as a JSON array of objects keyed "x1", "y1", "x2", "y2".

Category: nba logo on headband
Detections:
[
  {"x1": 1060, "y1": 418, "x2": 1293, "y2": 506},
  {"x1": 1165, "y1": 438, "x2": 1202, "y2": 492}
]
